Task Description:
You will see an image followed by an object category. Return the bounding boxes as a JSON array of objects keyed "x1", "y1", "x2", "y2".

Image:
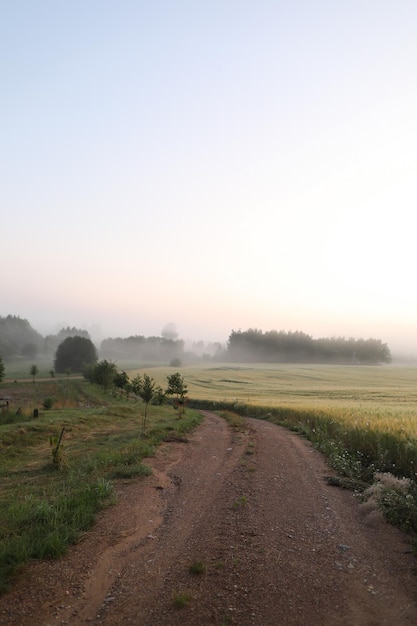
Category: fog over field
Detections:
[{"x1": 2, "y1": 2, "x2": 417, "y2": 357}]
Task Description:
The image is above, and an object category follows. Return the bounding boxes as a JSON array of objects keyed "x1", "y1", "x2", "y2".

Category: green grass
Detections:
[
  {"x1": 0, "y1": 378, "x2": 202, "y2": 592},
  {"x1": 2, "y1": 362, "x2": 417, "y2": 591}
]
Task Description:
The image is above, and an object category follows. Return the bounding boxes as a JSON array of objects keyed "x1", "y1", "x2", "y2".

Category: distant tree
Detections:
[
  {"x1": 166, "y1": 372, "x2": 188, "y2": 418},
  {"x1": 44, "y1": 327, "x2": 91, "y2": 356},
  {"x1": 22, "y1": 342, "x2": 38, "y2": 358},
  {"x1": 30, "y1": 364, "x2": 39, "y2": 383},
  {"x1": 161, "y1": 323, "x2": 178, "y2": 340},
  {"x1": 0, "y1": 355, "x2": 5, "y2": 383},
  {"x1": 226, "y1": 329, "x2": 391, "y2": 364},
  {"x1": 0, "y1": 315, "x2": 43, "y2": 358},
  {"x1": 54, "y1": 336, "x2": 98, "y2": 373}
]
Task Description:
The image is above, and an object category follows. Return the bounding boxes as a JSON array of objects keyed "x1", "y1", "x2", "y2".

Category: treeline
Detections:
[
  {"x1": 100, "y1": 336, "x2": 185, "y2": 363},
  {"x1": 227, "y1": 329, "x2": 392, "y2": 364},
  {"x1": 0, "y1": 316, "x2": 91, "y2": 358},
  {"x1": 0, "y1": 315, "x2": 44, "y2": 358},
  {"x1": 0, "y1": 315, "x2": 392, "y2": 365},
  {"x1": 0, "y1": 315, "x2": 219, "y2": 364}
]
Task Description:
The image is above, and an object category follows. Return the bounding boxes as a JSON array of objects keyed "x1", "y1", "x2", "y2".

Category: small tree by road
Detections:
[
  {"x1": 166, "y1": 372, "x2": 188, "y2": 419},
  {"x1": 138, "y1": 374, "x2": 156, "y2": 433},
  {"x1": 0, "y1": 355, "x2": 4, "y2": 383}
]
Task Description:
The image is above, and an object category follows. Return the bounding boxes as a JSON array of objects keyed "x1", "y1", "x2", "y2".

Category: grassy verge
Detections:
[{"x1": 0, "y1": 380, "x2": 202, "y2": 593}]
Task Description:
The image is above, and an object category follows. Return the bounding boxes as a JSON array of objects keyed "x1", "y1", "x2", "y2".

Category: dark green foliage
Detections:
[
  {"x1": 0, "y1": 315, "x2": 43, "y2": 358},
  {"x1": 84, "y1": 359, "x2": 117, "y2": 390},
  {"x1": 138, "y1": 374, "x2": 156, "y2": 432},
  {"x1": 44, "y1": 327, "x2": 91, "y2": 356},
  {"x1": 100, "y1": 334, "x2": 185, "y2": 362},
  {"x1": 54, "y1": 336, "x2": 98, "y2": 374},
  {"x1": 166, "y1": 372, "x2": 188, "y2": 399},
  {"x1": 129, "y1": 373, "x2": 142, "y2": 396},
  {"x1": 42, "y1": 398, "x2": 54, "y2": 410},
  {"x1": 152, "y1": 385, "x2": 166, "y2": 405},
  {"x1": 0, "y1": 355, "x2": 4, "y2": 383},
  {"x1": 30, "y1": 364, "x2": 38, "y2": 381},
  {"x1": 227, "y1": 329, "x2": 391, "y2": 364},
  {"x1": 113, "y1": 370, "x2": 129, "y2": 392},
  {"x1": 166, "y1": 373, "x2": 188, "y2": 418}
]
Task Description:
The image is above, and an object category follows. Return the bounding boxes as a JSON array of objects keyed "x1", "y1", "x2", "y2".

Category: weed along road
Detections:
[{"x1": 2, "y1": 412, "x2": 417, "y2": 625}]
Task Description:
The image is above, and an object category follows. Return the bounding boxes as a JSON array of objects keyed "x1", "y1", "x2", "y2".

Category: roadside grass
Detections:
[
  {"x1": 0, "y1": 379, "x2": 202, "y2": 593},
  {"x1": 218, "y1": 410, "x2": 246, "y2": 430}
]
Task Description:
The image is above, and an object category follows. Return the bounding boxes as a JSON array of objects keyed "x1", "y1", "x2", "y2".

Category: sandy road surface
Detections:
[{"x1": 1, "y1": 412, "x2": 417, "y2": 625}]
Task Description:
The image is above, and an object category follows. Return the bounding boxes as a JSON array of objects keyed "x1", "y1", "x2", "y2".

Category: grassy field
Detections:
[
  {"x1": 128, "y1": 362, "x2": 417, "y2": 417},
  {"x1": 1, "y1": 362, "x2": 417, "y2": 591},
  {"x1": 0, "y1": 377, "x2": 202, "y2": 592}
]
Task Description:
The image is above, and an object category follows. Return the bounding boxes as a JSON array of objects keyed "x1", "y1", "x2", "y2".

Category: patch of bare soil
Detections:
[{"x1": 1, "y1": 412, "x2": 417, "y2": 625}]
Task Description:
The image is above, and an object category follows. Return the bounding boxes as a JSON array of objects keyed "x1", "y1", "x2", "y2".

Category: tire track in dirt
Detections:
[{"x1": 1, "y1": 412, "x2": 417, "y2": 625}]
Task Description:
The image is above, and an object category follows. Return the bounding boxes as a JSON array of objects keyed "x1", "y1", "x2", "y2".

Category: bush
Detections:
[{"x1": 42, "y1": 398, "x2": 54, "y2": 410}]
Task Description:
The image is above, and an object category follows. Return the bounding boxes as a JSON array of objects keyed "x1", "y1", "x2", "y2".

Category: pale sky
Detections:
[{"x1": 2, "y1": 1, "x2": 417, "y2": 354}]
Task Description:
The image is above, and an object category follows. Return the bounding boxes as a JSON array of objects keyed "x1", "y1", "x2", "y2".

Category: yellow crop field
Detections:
[
  {"x1": 127, "y1": 363, "x2": 417, "y2": 489},
  {"x1": 129, "y1": 362, "x2": 417, "y2": 420}
]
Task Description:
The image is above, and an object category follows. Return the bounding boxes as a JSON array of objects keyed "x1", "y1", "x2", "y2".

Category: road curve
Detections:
[{"x1": 1, "y1": 412, "x2": 417, "y2": 625}]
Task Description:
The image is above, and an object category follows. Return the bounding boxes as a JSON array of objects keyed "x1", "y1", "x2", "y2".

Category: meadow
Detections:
[
  {"x1": 0, "y1": 376, "x2": 202, "y2": 593},
  {"x1": 128, "y1": 362, "x2": 417, "y2": 411}
]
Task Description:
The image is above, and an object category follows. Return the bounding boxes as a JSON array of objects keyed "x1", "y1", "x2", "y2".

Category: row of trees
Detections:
[
  {"x1": 227, "y1": 329, "x2": 392, "y2": 364},
  {"x1": 100, "y1": 335, "x2": 185, "y2": 362},
  {"x1": 0, "y1": 315, "x2": 393, "y2": 368},
  {"x1": 0, "y1": 315, "x2": 44, "y2": 358},
  {"x1": 84, "y1": 360, "x2": 188, "y2": 430},
  {"x1": 0, "y1": 316, "x2": 221, "y2": 363}
]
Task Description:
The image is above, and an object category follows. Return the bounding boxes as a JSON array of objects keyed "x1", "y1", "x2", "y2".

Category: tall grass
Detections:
[
  {"x1": 0, "y1": 379, "x2": 202, "y2": 592},
  {"x1": 0, "y1": 477, "x2": 114, "y2": 590}
]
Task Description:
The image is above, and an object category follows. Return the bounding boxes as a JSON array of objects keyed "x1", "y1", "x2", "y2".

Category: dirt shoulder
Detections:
[{"x1": 1, "y1": 412, "x2": 417, "y2": 625}]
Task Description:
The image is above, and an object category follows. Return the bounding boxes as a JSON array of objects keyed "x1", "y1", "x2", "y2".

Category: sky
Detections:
[{"x1": 2, "y1": 1, "x2": 417, "y2": 355}]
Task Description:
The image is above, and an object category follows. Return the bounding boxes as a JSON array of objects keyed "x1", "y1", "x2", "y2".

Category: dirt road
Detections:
[{"x1": 1, "y1": 412, "x2": 417, "y2": 625}]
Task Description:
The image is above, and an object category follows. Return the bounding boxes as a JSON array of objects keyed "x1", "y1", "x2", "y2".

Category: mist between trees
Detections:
[{"x1": 0, "y1": 315, "x2": 391, "y2": 365}]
